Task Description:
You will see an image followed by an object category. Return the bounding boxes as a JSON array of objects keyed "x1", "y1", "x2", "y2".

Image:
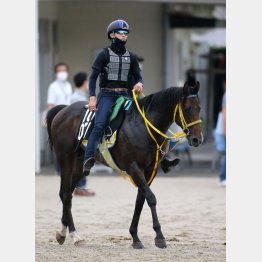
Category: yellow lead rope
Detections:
[{"x1": 143, "y1": 107, "x2": 162, "y2": 185}]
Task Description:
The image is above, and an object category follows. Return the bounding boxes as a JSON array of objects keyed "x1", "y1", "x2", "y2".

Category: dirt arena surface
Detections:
[{"x1": 35, "y1": 174, "x2": 226, "y2": 262}]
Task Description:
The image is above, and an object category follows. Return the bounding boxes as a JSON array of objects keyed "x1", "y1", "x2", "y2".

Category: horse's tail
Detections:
[{"x1": 46, "y1": 105, "x2": 67, "y2": 151}]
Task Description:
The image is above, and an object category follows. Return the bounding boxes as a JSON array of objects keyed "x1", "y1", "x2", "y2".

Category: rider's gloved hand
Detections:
[{"x1": 134, "y1": 82, "x2": 143, "y2": 93}]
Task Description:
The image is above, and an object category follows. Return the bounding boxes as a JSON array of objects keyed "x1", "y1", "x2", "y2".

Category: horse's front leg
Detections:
[
  {"x1": 130, "y1": 164, "x2": 167, "y2": 249},
  {"x1": 144, "y1": 185, "x2": 167, "y2": 248},
  {"x1": 129, "y1": 189, "x2": 145, "y2": 249}
]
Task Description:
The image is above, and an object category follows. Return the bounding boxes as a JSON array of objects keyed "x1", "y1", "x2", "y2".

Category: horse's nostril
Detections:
[{"x1": 192, "y1": 138, "x2": 198, "y2": 144}]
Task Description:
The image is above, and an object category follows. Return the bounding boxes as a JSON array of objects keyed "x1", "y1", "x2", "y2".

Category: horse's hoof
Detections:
[
  {"x1": 155, "y1": 238, "x2": 167, "y2": 249},
  {"x1": 74, "y1": 239, "x2": 86, "y2": 247},
  {"x1": 132, "y1": 241, "x2": 144, "y2": 249},
  {"x1": 56, "y1": 231, "x2": 66, "y2": 245},
  {"x1": 70, "y1": 231, "x2": 85, "y2": 246}
]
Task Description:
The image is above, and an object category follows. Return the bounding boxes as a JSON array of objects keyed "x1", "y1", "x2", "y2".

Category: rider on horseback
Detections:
[{"x1": 83, "y1": 19, "x2": 144, "y2": 175}]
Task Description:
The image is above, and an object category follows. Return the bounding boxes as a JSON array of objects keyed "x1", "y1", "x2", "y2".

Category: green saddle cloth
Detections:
[{"x1": 109, "y1": 96, "x2": 130, "y2": 122}]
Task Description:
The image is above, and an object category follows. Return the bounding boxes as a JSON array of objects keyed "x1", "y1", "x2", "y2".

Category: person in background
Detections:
[
  {"x1": 220, "y1": 84, "x2": 226, "y2": 186},
  {"x1": 214, "y1": 81, "x2": 226, "y2": 187},
  {"x1": 45, "y1": 62, "x2": 73, "y2": 174},
  {"x1": 47, "y1": 62, "x2": 72, "y2": 110},
  {"x1": 71, "y1": 72, "x2": 96, "y2": 196}
]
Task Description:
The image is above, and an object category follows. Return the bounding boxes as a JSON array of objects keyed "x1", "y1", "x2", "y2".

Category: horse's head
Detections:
[{"x1": 175, "y1": 81, "x2": 203, "y2": 147}]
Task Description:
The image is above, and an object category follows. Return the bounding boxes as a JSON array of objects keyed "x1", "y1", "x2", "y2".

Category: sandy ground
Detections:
[{"x1": 35, "y1": 173, "x2": 226, "y2": 262}]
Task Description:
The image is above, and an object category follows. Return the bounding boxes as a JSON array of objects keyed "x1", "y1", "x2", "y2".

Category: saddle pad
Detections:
[
  {"x1": 75, "y1": 107, "x2": 95, "y2": 151},
  {"x1": 98, "y1": 131, "x2": 122, "y2": 172},
  {"x1": 110, "y1": 96, "x2": 130, "y2": 122}
]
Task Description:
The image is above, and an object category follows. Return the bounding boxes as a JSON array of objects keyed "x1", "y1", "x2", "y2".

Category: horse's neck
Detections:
[{"x1": 145, "y1": 104, "x2": 176, "y2": 141}]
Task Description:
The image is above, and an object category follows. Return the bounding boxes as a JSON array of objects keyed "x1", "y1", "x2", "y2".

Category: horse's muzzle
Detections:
[{"x1": 188, "y1": 134, "x2": 203, "y2": 147}]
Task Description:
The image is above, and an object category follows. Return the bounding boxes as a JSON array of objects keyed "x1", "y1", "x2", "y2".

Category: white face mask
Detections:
[{"x1": 56, "y1": 71, "x2": 68, "y2": 82}]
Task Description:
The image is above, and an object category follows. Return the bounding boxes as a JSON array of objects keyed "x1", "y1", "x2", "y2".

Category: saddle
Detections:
[{"x1": 75, "y1": 96, "x2": 132, "y2": 152}]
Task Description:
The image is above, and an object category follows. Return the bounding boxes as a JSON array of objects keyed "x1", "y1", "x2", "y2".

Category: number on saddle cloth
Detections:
[{"x1": 74, "y1": 106, "x2": 95, "y2": 151}]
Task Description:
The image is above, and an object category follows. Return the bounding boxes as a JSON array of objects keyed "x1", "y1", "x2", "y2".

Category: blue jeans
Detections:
[
  {"x1": 214, "y1": 132, "x2": 226, "y2": 153},
  {"x1": 220, "y1": 153, "x2": 226, "y2": 182},
  {"x1": 84, "y1": 90, "x2": 128, "y2": 161}
]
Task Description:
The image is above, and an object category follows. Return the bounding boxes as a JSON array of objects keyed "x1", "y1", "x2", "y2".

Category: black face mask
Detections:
[
  {"x1": 111, "y1": 37, "x2": 127, "y2": 54},
  {"x1": 112, "y1": 37, "x2": 127, "y2": 46}
]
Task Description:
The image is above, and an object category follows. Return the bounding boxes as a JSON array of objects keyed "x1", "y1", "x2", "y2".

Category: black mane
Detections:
[{"x1": 138, "y1": 87, "x2": 183, "y2": 112}]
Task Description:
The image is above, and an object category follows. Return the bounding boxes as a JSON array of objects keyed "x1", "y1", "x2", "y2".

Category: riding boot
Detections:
[
  {"x1": 160, "y1": 156, "x2": 180, "y2": 173},
  {"x1": 83, "y1": 126, "x2": 104, "y2": 176}
]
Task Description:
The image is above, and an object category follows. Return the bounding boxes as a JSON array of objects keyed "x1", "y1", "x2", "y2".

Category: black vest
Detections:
[{"x1": 100, "y1": 48, "x2": 131, "y2": 89}]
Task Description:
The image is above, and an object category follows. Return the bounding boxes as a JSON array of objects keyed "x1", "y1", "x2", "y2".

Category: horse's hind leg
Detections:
[
  {"x1": 129, "y1": 189, "x2": 145, "y2": 249},
  {"x1": 57, "y1": 155, "x2": 84, "y2": 246},
  {"x1": 56, "y1": 174, "x2": 74, "y2": 245},
  {"x1": 69, "y1": 175, "x2": 86, "y2": 245},
  {"x1": 55, "y1": 184, "x2": 67, "y2": 245}
]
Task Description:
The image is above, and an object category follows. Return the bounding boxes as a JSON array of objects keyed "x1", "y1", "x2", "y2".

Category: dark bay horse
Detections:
[{"x1": 46, "y1": 81, "x2": 203, "y2": 248}]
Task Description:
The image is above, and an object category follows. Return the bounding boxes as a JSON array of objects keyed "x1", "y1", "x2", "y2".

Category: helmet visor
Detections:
[{"x1": 115, "y1": 30, "x2": 129, "y2": 36}]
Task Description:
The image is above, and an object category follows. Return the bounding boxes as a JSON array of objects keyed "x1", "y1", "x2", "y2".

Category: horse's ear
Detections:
[
  {"x1": 195, "y1": 81, "x2": 200, "y2": 93},
  {"x1": 183, "y1": 81, "x2": 189, "y2": 96}
]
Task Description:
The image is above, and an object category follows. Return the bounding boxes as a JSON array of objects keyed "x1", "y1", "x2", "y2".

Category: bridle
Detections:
[{"x1": 173, "y1": 94, "x2": 202, "y2": 136}]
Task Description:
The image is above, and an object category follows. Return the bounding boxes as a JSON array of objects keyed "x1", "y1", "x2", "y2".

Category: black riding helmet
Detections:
[{"x1": 107, "y1": 19, "x2": 130, "y2": 39}]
